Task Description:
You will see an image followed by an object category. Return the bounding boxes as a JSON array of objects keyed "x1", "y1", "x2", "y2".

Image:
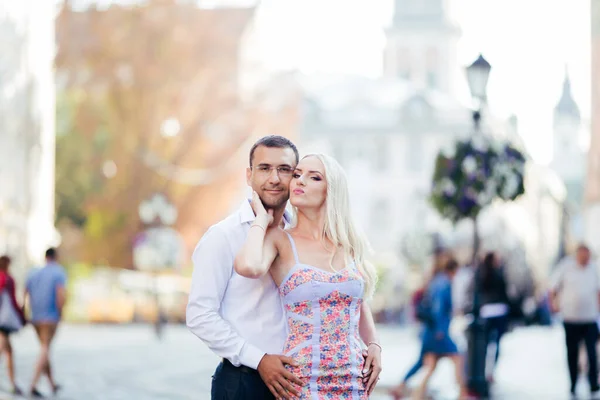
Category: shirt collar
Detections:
[{"x1": 238, "y1": 199, "x2": 292, "y2": 227}]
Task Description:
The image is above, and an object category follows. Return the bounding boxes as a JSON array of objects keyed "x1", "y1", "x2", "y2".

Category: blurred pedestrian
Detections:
[
  {"x1": 550, "y1": 244, "x2": 600, "y2": 397},
  {"x1": 414, "y1": 258, "x2": 467, "y2": 399},
  {"x1": 389, "y1": 250, "x2": 450, "y2": 399},
  {"x1": 24, "y1": 248, "x2": 66, "y2": 398},
  {"x1": 475, "y1": 252, "x2": 511, "y2": 383},
  {"x1": 0, "y1": 255, "x2": 26, "y2": 395}
]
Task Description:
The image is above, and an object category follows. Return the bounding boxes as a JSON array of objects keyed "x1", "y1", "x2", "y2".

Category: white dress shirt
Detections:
[
  {"x1": 186, "y1": 200, "x2": 288, "y2": 370},
  {"x1": 551, "y1": 256, "x2": 600, "y2": 323}
]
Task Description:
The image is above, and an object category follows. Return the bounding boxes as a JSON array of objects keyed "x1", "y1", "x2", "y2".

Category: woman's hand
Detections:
[
  {"x1": 362, "y1": 343, "x2": 382, "y2": 395},
  {"x1": 251, "y1": 191, "x2": 274, "y2": 227}
]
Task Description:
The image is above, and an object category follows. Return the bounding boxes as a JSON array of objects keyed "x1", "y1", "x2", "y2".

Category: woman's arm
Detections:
[
  {"x1": 234, "y1": 221, "x2": 279, "y2": 279},
  {"x1": 234, "y1": 192, "x2": 281, "y2": 279},
  {"x1": 358, "y1": 302, "x2": 382, "y2": 395},
  {"x1": 359, "y1": 302, "x2": 378, "y2": 345}
]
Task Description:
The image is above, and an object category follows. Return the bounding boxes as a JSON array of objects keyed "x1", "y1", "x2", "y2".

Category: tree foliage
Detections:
[{"x1": 55, "y1": 0, "x2": 298, "y2": 267}]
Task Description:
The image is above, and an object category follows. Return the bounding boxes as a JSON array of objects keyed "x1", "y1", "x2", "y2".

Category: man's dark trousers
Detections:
[
  {"x1": 564, "y1": 321, "x2": 599, "y2": 392},
  {"x1": 211, "y1": 359, "x2": 275, "y2": 400}
]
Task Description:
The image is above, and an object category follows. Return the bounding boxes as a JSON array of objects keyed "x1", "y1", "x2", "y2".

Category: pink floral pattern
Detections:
[{"x1": 280, "y1": 264, "x2": 367, "y2": 399}]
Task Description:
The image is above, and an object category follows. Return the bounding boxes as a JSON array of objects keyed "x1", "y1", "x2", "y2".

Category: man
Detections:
[
  {"x1": 186, "y1": 135, "x2": 303, "y2": 399},
  {"x1": 24, "y1": 247, "x2": 66, "y2": 398},
  {"x1": 550, "y1": 244, "x2": 600, "y2": 396}
]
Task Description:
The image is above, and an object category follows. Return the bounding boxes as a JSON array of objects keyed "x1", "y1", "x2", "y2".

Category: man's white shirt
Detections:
[
  {"x1": 186, "y1": 200, "x2": 288, "y2": 370},
  {"x1": 550, "y1": 256, "x2": 600, "y2": 323}
]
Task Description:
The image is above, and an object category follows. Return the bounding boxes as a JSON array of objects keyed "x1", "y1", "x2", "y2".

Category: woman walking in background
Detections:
[
  {"x1": 0, "y1": 255, "x2": 26, "y2": 395},
  {"x1": 389, "y1": 250, "x2": 451, "y2": 399},
  {"x1": 413, "y1": 258, "x2": 467, "y2": 399},
  {"x1": 476, "y1": 252, "x2": 511, "y2": 383}
]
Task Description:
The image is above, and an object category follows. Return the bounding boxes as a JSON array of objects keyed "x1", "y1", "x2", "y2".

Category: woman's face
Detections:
[{"x1": 290, "y1": 156, "x2": 327, "y2": 209}]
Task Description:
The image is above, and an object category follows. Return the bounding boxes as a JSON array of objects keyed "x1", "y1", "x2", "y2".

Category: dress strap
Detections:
[{"x1": 284, "y1": 231, "x2": 300, "y2": 264}]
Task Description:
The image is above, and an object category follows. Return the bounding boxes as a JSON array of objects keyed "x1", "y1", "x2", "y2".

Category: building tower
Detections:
[{"x1": 383, "y1": 0, "x2": 461, "y2": 95}]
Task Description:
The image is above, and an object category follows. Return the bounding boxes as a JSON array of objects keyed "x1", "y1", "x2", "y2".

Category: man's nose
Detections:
[{"x1": 268, "y1": 169, "x2": 281, "y2": 183}]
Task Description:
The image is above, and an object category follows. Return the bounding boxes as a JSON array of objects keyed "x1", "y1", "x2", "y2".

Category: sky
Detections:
[{"x1": 253, "y1": 0, "x2": 592, "y2": 165}]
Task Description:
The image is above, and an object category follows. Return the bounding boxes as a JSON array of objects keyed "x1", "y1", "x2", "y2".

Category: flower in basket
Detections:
[{"x1": 430, "y1": 136, "x2": 526, "y2": 223}]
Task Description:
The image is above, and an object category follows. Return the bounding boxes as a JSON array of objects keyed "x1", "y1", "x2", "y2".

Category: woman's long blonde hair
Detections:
[{"x1": 294, "y1": 154, "x2": 378, "y2": 299}]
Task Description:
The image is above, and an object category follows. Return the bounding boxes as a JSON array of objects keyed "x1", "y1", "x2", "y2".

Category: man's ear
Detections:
[{"x1": 246, "y1": 167, "x2": 252, "y2": 186}]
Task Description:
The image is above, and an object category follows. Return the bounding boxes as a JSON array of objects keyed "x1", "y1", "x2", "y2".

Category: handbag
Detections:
[{"x1": 0, "y1": 289, "x2": 24, "y2": 332}]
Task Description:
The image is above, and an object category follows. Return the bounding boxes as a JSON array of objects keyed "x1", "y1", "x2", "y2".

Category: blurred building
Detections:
[
  {"x1": 297, "y1": 0, "x2": 565, "y2": 309},
  {"x1": 0, "y1": 1, "x2": 59, "y2": 278},
  {"x1": 550, "y1": 70, "x2": 587, "y2": 241},
  {"x1": 299, "y1": 0, "x2": 512, "y2": 262},
  {"x1": 585, "y1": 0, "x2": 600, "y2": 256}
]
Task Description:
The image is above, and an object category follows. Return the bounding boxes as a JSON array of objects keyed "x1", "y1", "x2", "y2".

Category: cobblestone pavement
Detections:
[{"x1": 0, "y1": 323, "x2": 588, "y2": 399}]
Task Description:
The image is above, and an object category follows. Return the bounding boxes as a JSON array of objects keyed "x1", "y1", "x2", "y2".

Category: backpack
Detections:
[{"x1": 414, "y1": 288, "x2": 434, "y2": 326}]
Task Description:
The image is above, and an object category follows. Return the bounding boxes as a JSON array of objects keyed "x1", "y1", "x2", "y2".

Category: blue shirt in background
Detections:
[{"x1": 25, "y1": 262, "x2": 67, "y2": 323}]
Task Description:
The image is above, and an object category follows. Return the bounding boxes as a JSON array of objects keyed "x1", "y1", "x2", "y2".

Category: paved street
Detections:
[{"x1": 0, "y1": 323, "x2": 588, "y2": 399}]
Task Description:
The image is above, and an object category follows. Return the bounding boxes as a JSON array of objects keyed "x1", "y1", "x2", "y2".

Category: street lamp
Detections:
[
  {"x1": 464, "y1": 53, "x2": 492, "y2": 399},
  {"x1": 466, "y1": 54, "x2": 491, "y2": 103}
]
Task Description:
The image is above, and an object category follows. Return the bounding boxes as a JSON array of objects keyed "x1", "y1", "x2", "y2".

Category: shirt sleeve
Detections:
[
  {"x1": 56, "y1": 268, "x2": 67, "y2": 288},
  {"x1": 186, "y1": 225, "x2": 265, "y2": 370}
]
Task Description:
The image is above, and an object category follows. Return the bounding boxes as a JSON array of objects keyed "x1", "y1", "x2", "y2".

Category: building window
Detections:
[
  {"x1": 406, "y1": 135, "x2": 422, "y2": 171},
  {"x1": 425, "y1": 47, "x2": 439, "y2": 68},
  {"x1": 397, "y1": 46, "x2": 411, "y2": 80},
  {"x1": 427, "y1": 71, "x2": 438, "y2": 89},
  {"x1": 375, "y1": 137, "x2": 389, "y2": 171},
  {"x1": 371, "y1": 199, "x2": 389, "y2": 231},
  {"x1": 333, "y1": 141, "x2": 345, "y2": 166}
]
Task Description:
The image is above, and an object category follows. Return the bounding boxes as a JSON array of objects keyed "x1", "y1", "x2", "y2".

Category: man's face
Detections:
[
  {"x1": 576, "y1": 247, "x2": 591, "y2": 266},
  {"x1": 246, "y1": 145, "x2": 297, "y2": 210}
]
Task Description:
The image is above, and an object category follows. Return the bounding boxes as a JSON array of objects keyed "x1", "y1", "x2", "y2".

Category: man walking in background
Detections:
[
  {"x1": 24, "y1": 248, "x2": 67, "y2": 398},
  {"x1": 550, "y1": 244, "x2": 600, "y2": 397}
]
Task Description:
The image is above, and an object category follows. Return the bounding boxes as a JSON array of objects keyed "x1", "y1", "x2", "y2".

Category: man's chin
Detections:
[{"x1": 262, "y1": 197, "x2": 289, "y2": 211}]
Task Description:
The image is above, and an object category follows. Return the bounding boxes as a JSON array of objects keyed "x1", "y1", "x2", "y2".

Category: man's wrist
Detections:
[{"x1": 240, "y1": 342, "x2": 266, "y2": 370}]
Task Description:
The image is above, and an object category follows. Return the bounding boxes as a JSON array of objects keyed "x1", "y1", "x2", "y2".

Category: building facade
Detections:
[
  {"x1": 297, "y1": 0, "x2": 565, "y2": 307},
  {"x1": 0, "y1": 1, "x2": 58, "y2": 278},
  {"x1": 585, "y1": 0, "x2": 600, "y2": 255}
]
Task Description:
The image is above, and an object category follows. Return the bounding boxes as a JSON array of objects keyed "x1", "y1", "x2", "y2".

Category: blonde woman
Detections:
[{"x1": 235, "y1": 154, "x2": 382, "y2": 398}]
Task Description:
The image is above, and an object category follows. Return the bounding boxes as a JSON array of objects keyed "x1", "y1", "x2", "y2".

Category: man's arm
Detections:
[
  {"x1": 548, "y1": 261, "x2": 565, "y2": 312},
  {"x1": 186, "y1": 226, "x2": 302, "y2": 398},
  {"x1": 186, "y1": 226, "x2": 265, "y2": 368},
  {"x1": 56, "y1": 270, "x2": 67, "y2": 318}
]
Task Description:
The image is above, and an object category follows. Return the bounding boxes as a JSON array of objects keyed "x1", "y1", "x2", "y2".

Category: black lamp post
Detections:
[{"x1": 465, "y1": 53, "x2": 492, "y2": 399}]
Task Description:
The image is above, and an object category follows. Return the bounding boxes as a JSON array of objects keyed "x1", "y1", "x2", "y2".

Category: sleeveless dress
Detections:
[{"x1": 279, "y1": 232, "x2": 368, "y2": 399}]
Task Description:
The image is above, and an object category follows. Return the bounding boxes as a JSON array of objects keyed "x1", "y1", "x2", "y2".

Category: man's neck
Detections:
[{"x1": 270, "y1": 206, "x2": 287, "y2": 228}]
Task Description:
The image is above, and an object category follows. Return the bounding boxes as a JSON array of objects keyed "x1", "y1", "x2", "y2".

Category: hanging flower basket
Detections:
[{"x1": 430, "y1": 136, "x2": 526, "y2": 223}]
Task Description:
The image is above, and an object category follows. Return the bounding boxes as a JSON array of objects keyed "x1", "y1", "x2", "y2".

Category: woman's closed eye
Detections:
[{"x1": 292, "y1": 173, "x2": 301, "y2": 179}]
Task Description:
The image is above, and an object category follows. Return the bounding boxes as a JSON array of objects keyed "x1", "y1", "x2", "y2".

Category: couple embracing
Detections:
[{"x1": 186, "y1": 135, "x2": 382, "y2": 399}]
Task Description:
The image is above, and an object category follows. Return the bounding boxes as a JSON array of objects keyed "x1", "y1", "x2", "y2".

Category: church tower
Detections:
[
  {"x1": 383, "y1": 0, "x2": 461, "y2": 95},
  {"x1": 552, "y1": 69, "x2": 585, "y2": 203}
]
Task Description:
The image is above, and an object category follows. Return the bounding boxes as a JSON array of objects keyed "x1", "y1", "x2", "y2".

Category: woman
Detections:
[
  {"x1": 0, "y1": 255, "x2": 26, "y2": 395},
  {"x1": 476, "y1": 251, "x2": 510, "y2": 382},
  {"x1": 389, "y1": 251, "x2": 450, "y2": 399},
  {"x1": 414, "y1": 258, "x2": 467, "y2": 399},
  {"x1": 235, "y1": 154, "x2": 382, "y2": 398}
]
